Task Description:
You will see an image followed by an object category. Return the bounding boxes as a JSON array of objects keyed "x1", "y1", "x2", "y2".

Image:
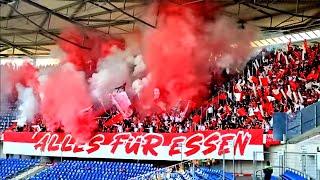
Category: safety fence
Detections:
[
  {"x1": 273, "y1": 101, "x2": 320, "y2": 141},
  {"x1": 253, "y1": 151, "x2": 318, "y2": 180}
]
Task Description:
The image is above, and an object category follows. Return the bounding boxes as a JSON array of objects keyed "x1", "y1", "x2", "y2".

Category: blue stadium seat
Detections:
[
  {"x1": 29, "y1": 160, "x2": 158, "y2": 180},
  {"x1": 0, "y1": 158, "x2": 39, "y2": 179},
  {"x1": 281, "y1": 169, "x2": 308, "y2": 180}
]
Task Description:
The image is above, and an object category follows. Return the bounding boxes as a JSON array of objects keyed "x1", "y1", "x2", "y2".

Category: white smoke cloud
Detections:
[
  {"x1": 16, "y1": 84, "x2": 38, "y2": 127},
  {"x1": 38, "y1": 74, "x2": 48, "y2": 101},
  {"x1": 132, "y1": 74, "x2": 150, "y2": 96},
  {"x1": 89, "y1": 49, "x2": 131, "y2": 102},
  {"x1": 130, "y1": 55, "x2": 146, "y2": 77}
]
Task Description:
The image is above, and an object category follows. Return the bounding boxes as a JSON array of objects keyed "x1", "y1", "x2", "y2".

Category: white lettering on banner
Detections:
[{"x1": 3, "y1": 130, "x2": 264, "y2": 161}]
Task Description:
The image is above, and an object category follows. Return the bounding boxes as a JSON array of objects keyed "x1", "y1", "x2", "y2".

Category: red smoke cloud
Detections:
[
  {"x1": 58, "y1": 28, "x2": 125, "y2": 77},
  {"x1": 41, "y1": 64, "x2": 96, "y2": 142},
  {"x1": 39, "y1": 28, "x2": 128, "y2": 142},
  {"x1": 1, "y1": 62, "x2": 39, "y2": 98},
  {"x1": 140, "y1": 1, "x2": 255, "y2": 109}
]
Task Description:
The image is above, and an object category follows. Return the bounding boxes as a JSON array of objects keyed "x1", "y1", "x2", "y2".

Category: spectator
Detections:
[{"x1": 263, "y1": 161, "x2": 273, "y2": 180}]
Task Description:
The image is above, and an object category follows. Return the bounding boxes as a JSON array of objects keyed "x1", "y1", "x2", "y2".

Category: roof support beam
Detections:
[
  {"x1": 20, "y1": 0, "x2": 85, "y2": 26},
  {"x1": 75, "y1": 4, "x2": 145, "y2": 19},
  {"x1": 248, "y1": 2, "x2": 320, "y2": 21},
  {"x1": 243, "y1": 3, "x2": 320, "y2": 22},
  {"x1": 6, "y1": 0, "x2": 19, "y2": 17},
  {"x1": 0, "y1": 18, "x2": 134, "y2": 36},
  {"x1": 0, "y1": 1, "x2": 81, "y2": 21},
  {"x1": 70, "y1": 1, "x2": 88, "y2": 18},
  {"x1": 0, "y1": 47, "x2": 11, "y2": 53},
  {"x1": 0, "y1": 37, "x2": 34, "y2": 56},
  {"x1": 6, "y1": 3, "x2": 91, "y2": 49},
  {"x1": 98, "y1": 0, "x2": 155, "y2": 28}
]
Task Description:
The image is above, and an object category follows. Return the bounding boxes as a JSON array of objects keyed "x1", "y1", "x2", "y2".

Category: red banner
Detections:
[{"x1": 3, "y1": 129, "x2": 264, "y2": 161}]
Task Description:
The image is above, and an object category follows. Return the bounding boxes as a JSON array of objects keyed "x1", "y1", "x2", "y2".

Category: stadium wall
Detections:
[{"x1": 267, "y1": 143, "x2": 320, "y2": 179}]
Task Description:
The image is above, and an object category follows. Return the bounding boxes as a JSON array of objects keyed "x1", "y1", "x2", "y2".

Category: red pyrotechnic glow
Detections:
[
  {"x1": 40, "y1": 65, "x2": 96, "y2": 142},
  {"x1": 140, "y1": 1, "x2": 255, "y2": 109},
  {"x1": 58, "y1": 28, "x2": 125, "y2": 77},
  {"x1": 1, "y1": 62, "x2": 39, "y2": 98}
]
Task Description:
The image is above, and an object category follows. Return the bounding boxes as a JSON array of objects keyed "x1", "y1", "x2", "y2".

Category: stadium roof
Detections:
[{"x1": 0, "y1": 0, "x2": 320, "y2": 57}]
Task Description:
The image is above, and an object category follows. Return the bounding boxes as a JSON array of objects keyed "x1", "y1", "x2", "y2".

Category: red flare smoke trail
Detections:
[
  {"x1": 140, "y1": 1, "x2": 255, "y2": 109},
  {"x1": 140, "y1": 1, "x2": 220, "y2": 108},
  {"x1": 41, "y1": 65, "x2": 96, "y2": 142},
  {"x1": 2, "y1": 62, "x2": 39, "y2": 99},
  {"x1": 58, "y1": 28, "x2": 125, "y2": 77}
]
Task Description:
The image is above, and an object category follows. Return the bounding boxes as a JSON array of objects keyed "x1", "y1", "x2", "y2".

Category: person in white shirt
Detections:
[
  {"x1": 248, "y1": 107, "x2": 254, "y2": 116},
  {"x1": 178, "y1": 125, "x2": 183, "y2": 133},
  {"x1": 198, "y1": 124, "x2": 206, "y2": 131},
  {"x1": 149, "y1": 126, "x2": 153, "y2": 133},
  {"x1": 207, "y1": 106, "x2": 213, "y2": 120},
  {"x1": 175, "y1": 115, "x2": 182, "y2": 123},
  {"x1": 134, "y1": 125, "x2": 138, "y2": 132},
  {"x1": 138, "y1": 122, "x2": 143, "y2": 129},
  {"x1": 115, "y1": 124, "x2": 123, "y2": 133}
]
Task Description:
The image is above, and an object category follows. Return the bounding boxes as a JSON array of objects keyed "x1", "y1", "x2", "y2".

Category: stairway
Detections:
[{"x1": 10, "y1": 164, "x2": 47, "y2": 180}]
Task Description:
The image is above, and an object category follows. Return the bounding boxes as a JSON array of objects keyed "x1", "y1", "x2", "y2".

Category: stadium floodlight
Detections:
[
  {"x1": 252, "y1": 29, "x2": 320, "y2": 48},
  {"x1": 292, "y1": 34, "x2": 304, "y2": 41},
  {"x1": 272, "y1": 37, "x2": 283, "y2": 44},
  {"x1": 306, "y1": 31, "x2": 318, "y2": 39},
  {"x1": 266, "y1": 38, "x2": 276, "y2": 44},
  {"x1": 254, "y1": 40, "x2": 264, "y2": 47},
  {"x1": 299, "y1": 32, "x2": 311, "y2": 40},
  {"x1": 313, "y1": 30, "x2": 320, "y2": 37},
  {"x1": 260, "y1": 40, "x2": 269, "y2": 46},
  {"x1": 279, "y1": 36, "x2": 289, "y2": 43},
  {"x1": 285, "y1": 35, "x2": 297, "y2": 42}
]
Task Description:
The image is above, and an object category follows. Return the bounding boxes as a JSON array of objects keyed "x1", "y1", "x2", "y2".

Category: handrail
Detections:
[
  {"x1": 254, "y1": 166, "x2": 312, "y2": 179},
  {"x1": 129, "y1": 160, "x2": 191, "y2": 180}
]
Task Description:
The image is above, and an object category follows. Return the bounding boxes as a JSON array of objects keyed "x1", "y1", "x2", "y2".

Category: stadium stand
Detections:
[
  {"x1": 29, "y1": 160, "x2": 158, "y2": 180},
  {"x1": 0, "y1": 103, "x2": 16, "y2": 132},
  {"x1": 88, "y1": 44, "x2": 320, "y2": 133},
  {"x1": 2, "y1": 42, "x2": 318, "y2": 134},
  {"x1": 1, "y1": 1, "x2": 320, "y2": 180},
  {"x1": 0, "y1": 158, "x2": 40, "y2": 179}
]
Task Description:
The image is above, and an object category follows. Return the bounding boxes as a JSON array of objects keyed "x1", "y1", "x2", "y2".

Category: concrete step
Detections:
[{"x1": 10, "y1": 164, "x2": 47, "y2": 180}]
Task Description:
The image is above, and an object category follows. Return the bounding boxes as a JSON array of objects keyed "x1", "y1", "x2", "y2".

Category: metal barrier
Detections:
[
  {"x1": 130, "y1": 158, "x2": 234, "y2": 180},
  {"x1": 129, "y1": 160, "x2": 193, "y2": 180},
  {"x1": 253, "y1": 151, "x2": 318, "y2": 180},
  {"x1": 285, "y1": 101, "x2": 320, "y2": 140}
]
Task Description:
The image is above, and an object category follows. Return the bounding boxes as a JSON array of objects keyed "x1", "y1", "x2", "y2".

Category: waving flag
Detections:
[
  {"x1": 104, "y1": 114, "x2": 124, "y2": 127},
  {"x1": 111, "y1": 92, "x2": 133, "y2": 118}
]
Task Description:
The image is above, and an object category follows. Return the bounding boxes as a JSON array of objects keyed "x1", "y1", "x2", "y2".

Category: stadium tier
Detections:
[
  {"x1": 1, "y1": 44, "x2": 319, "y2": 134},
  {"x1": 29, "y1": 160, "x2": 157, "y2": 180},
  {"x1": 0, "y1": 158, "x2": 40, "y2": 179}
]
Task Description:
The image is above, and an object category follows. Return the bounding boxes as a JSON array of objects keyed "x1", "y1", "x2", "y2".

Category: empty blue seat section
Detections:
[
  {"x1": 29, "y1": 160, "x2": 158, "y2": 180},
  {"x1": 194, "y1": 167, "x2": 234, "y2": 180},
  {"x1": 0, "y1": 102, "x2": 17, "y2": 131},
  {"x1": 281, "y1": 169, "x2": 308, "y2": 180},
  {"x1": 0, "y1": 158, "x2": 39, "y2": 179}
]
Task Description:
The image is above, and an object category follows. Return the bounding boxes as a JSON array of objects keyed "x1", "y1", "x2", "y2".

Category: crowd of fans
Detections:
[
  {"x1": 3, "y1": 42, "x2": 320, "y2": 134},
  {"x1": 98, "y1": 42, "x2": 320, "y2": 134}
]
